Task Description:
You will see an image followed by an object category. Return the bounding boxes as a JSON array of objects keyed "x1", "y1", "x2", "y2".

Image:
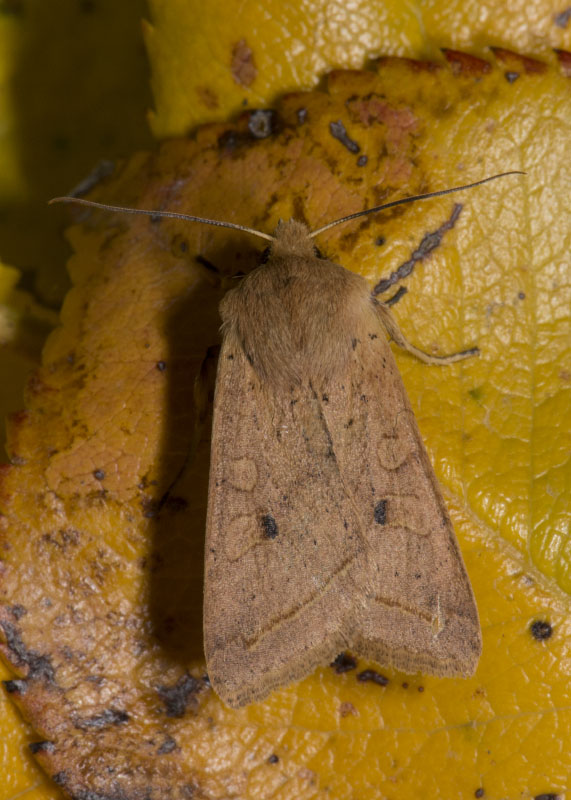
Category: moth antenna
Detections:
[
  {"x1": 49, "y1": 196, "x2": 275, "y2": 243},
  {"x1": 309, "y1": 171, "x2": 526, "y2": 238}
]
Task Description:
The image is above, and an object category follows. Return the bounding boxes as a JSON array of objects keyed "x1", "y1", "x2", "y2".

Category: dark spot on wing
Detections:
[
  {"x1": 261, "y1": 514, "x2": 279, "y2": 539},
  {"x1": 374, "y1": 499, "x2": 387, "y2": 525}
]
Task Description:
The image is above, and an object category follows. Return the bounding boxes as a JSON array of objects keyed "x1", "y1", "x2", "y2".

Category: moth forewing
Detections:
[{"x1": 203, "y1": 220, "x2": 481, "y2": 709}]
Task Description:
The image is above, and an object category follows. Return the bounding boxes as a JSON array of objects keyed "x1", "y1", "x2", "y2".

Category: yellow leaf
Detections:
[
  {"x1": 145, "y1": 0, "x2": 571, "y2": 135},
  {"x1": 1, "y1": 56, "x2": 569, "y2": 799}
]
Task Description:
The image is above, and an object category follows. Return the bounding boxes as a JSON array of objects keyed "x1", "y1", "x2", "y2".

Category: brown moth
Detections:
[{"x1": 51, "y1": 171, "x2": 523, "y2": 708}]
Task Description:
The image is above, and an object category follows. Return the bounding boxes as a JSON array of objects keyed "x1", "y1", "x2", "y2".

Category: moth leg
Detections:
[
  {"x1": 194, "y1": 255, "x2": 246, "y2": 290},
  {"x1": 375, "y1": 301, "x2": 479, "y2": 365},
  {"x1": 385, "y1": 285, "x2": 407, "y2": 307},
  {"x1": 157, "y1": 345, "x2": 219, "y2": 510}
]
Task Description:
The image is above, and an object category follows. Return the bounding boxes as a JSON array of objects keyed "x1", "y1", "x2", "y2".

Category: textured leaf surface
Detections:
[
  {"x1": 1, "y1": 56, "x2": 569, "y2": 799},
  {"x1": 146, "y1": 0, "x2": 571, "y2": 135}
]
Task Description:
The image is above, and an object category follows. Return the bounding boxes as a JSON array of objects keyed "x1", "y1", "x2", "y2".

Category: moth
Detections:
[{"x1": 52, "y1": 170, "x2": 522, "y2": 708}]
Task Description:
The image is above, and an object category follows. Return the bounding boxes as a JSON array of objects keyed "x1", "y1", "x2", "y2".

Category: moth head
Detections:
[{"x1": 270, "y1": 219, "x2": 314, "y2": 259}]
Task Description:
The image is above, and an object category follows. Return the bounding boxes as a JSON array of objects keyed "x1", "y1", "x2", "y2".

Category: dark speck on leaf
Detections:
[
  {"x1": 357, "y1": 669, "x2": 389, "y2": 686},
  {"x1": 248, "y1": 109, "x2": 277, "y2": 139},
  {"x1": 156, "y1": 360, "x2": 167, "y2": 371},
  {"x1": 331, "y1": 652, "x2": 357, "y2": 673},
  {"x1": 530, "y1": 620, "x2": 553, "y2": 640},
  {"x1": 158, "y1": 736, "x2": 177, "y2": 754},
  {"x1": 329, "y1": 120, "x2": 360, "y2": 153},
  {"x1": 157, "y1": 673, "x2": 201, "y2": 717},
  {"x1": 29, "y1": 740, "x2": 55, "y2": 754},
  {"x1": 93, "y1": 469, "x2": 105, "y2": 481}
]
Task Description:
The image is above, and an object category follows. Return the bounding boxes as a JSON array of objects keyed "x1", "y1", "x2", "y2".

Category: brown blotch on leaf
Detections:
[
  {"x1": 231, "y1": 38, "x2": 257, "y2": 87},
  {"x1": 530, "y1": 619, "x2": 553, "y2": 640},
  {"x1": 442, "y1": 49, "x2": 492, "y2": 76},
  {"x1": 491, "y1": 47, "x2": 547, "y2": 75},
  {"x1": 196, "y1": 85, "x2": 219, "y2": 109},
  {"x1": 554, "y1": 48, "x2": 571, "y2": 77},
  {"x1": 357, "y1": 669, "x2": 389, "y2": 686},
  {"x1": 375, "y1": 55, "x2": 442, "y2": 74},
  {"x1": 339, "y1": 701, "x2": 359, "y2": 717}
]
